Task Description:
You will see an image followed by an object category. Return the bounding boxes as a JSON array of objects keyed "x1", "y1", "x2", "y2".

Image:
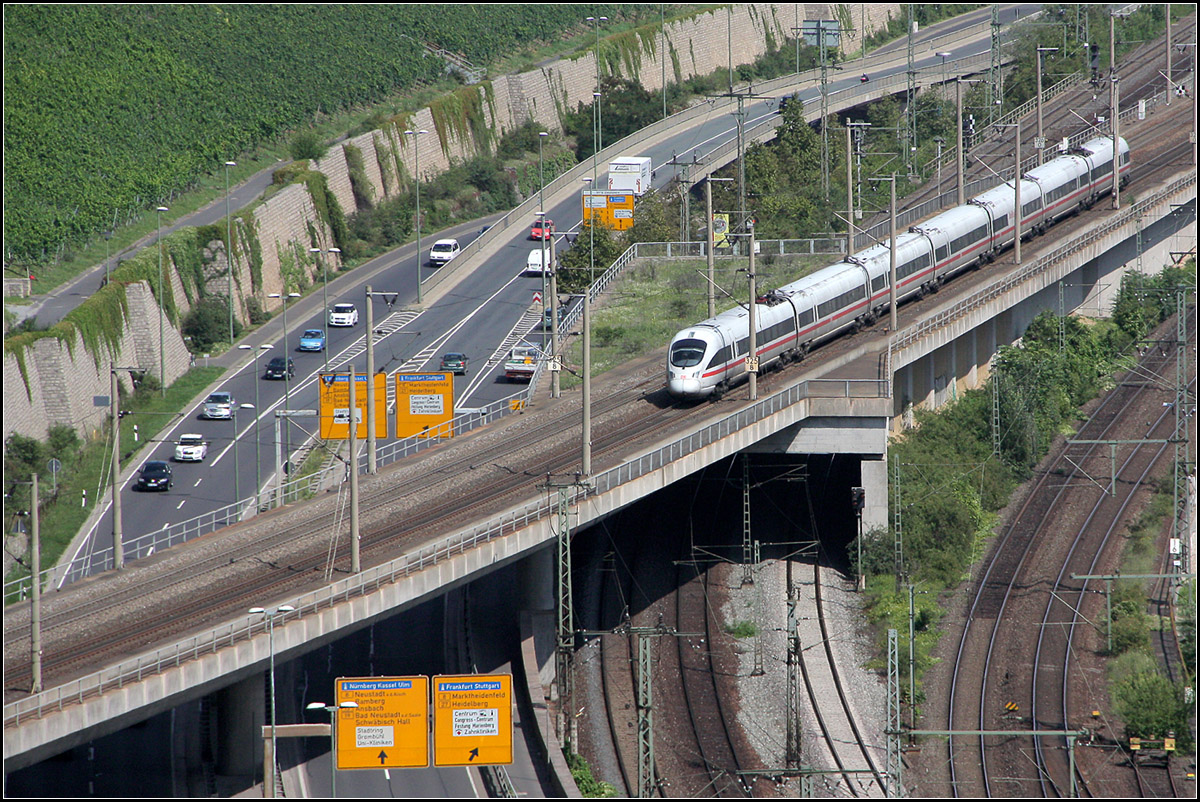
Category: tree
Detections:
[
  {"x1": 555, "y1": 220, "x2": 621, "y2": 294},
  {"x1": 1112, "y1": 668, "x2": 1192, "y2": 751}
]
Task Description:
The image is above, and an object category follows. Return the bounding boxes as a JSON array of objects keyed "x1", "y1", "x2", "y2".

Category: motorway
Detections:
[{"x1": 55, "y1": 5, "x2": 1037, "y2": 589}]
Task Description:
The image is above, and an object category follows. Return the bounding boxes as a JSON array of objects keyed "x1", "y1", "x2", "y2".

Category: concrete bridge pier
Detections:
[{"x1": 215, "y1": 671, "x2": 265, "y2": 781}]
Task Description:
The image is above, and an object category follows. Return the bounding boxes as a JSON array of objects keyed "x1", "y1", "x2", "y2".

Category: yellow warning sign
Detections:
[
  {"x1": 432, "y1": 674, "x2": 513, "y2": 767},
  {"x1": 318, "y1": 372, "x2": 387, "y2": 440},
  {"x1": 395, "y1": 372, "x2": 455, "y2": 439},
  {"x1": 335, "y1": 676, "x2": 430, "y2": 770}
]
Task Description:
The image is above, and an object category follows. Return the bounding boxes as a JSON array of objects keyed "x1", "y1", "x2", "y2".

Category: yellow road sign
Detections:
[
  {"x1": 432, "y1": 674, "x2": 513, "y2": 767},
  {"x1": 395, "y1": 372, "x2": 455, "y2": 439},
  {"x1": 318, "y1": 373, "x2": 388, "y2": 440},
  {"x1": 335, "y1": 676, "x2": 430, "y2": 770}
]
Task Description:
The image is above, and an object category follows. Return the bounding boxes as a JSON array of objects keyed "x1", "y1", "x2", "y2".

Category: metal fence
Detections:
[{"x1": 4, "y1": 370, "x2": 886, "y2": 728}]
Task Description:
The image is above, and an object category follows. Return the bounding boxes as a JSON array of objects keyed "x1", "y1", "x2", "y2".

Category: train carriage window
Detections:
[
  {"x1": 872, "y1": 274, "x2": 888, "y2": 293},
  {"x1": 994, "y1": 214, "x2": 1008, "y2": 231},
  {"x1": 797, "y1": 308, "x2": 814, "y2": 328},
  {"x1": 712, "y1": 346, "x2": 732, "y2": 366},
  {"x1": 936, "y1": 245, "x2": 949, "y2": 263},
  {"x1": 670, "y1": 338, "x2": 707, "y2": 368}
]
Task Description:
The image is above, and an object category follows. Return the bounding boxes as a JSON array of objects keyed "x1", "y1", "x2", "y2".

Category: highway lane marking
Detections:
[{"x1": 176, "y1": 500, "x2": 186, "y2": 509}]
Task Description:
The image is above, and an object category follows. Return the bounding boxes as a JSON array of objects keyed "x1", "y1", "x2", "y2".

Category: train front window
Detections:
[{"x1": 671, "y1": 338, "x2": 707, "y2": 368}]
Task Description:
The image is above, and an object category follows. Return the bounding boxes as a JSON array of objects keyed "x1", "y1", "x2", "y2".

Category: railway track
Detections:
[
  {"x1": 942, "y1": 309, "x2": 1195, "y2": 797},
  {"x1": 7, "y1": 22, "x2": 1194, "y2": 737},
  {"x1": 862, "y1": 13, "x2": 1195, "y2": 231},
  {"x1": 792, "y1": 558, "x2": 887, "y2": 797}
]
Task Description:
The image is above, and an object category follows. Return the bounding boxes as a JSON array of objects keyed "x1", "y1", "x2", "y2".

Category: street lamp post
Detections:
[
  {"x1": 538, "y1": 131, "x2": 549, "y2": 353},
  {"x1": 936, "y1": 51, "x2": 952, "y2": 96},
  {"x1": 249, "y1": 604, "x2": 295, "y2": 798},
  {"x1": 404, "y1": 129, "x2": 428, "y2": 304},
  {"x1": 306, "y1": 701, "x2": 360, "y2": 798},
  {"x1": 268, "y1": 292, "x2": 301, "y2": 460},
  {"x1": 225, "y1": 161, "x2": 237, "y2": 346},
  {"x1": 156, "y1": 206, "x2": 169, "y2": 397},
  {"x1": 587, "y1": 16, "x2": 608, "y2": 153},
  {"x1": 104, "y1": 230, "x2": 113, "y2": 287},
  {"x1": 238, "y1": 344, "x2": 273, "y2": 510},
  {"x1": 232, "y1": 402, "x2": 254, "y2": 512},
  {"x1": 310, "y1": 246, "x2": 340, "y2": 373}
]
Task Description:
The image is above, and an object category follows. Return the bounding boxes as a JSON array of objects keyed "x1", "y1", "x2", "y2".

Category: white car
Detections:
[
  {"x1": 202, "y1": 391, "x2": 235, "y2": 420},
  {"x1": 329, "y1": 303, "x2": 359, "y2": 327},
  {"x1": 174, "y1": 434, "x2": 209, "y2": 462},
  {"x1": 428, "y1": 238, "x2": 461, "y2": 266}
]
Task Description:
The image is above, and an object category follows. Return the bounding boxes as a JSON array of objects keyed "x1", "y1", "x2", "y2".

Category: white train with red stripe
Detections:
[{"x1": 668, "y1": 136, "x2": 1130, "y2": 399}]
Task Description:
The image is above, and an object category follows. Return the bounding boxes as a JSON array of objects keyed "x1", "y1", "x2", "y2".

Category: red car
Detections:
[{"x1": 531, "y1": 218, "x2": 554, "y2": 240}]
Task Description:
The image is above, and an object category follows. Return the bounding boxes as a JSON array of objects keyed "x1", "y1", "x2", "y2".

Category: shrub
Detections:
[
  {"x1": 181, "y1": 295, "x2": 240, "y2": 352},
  {"x1": 289, "y1": 130, "x2": 328, "y2": 162}
]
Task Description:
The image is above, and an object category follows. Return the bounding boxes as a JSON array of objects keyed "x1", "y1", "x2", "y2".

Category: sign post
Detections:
[
  {"x1": 318, "y1": 372, "x2": 387, "y2": 440},
  {"x1": 394, "y1": 373, "x2": 455, "y2": 439},
  {"x1": 432, "y1": 674, "x2": 513, "y2": 767},
  {"x1": 335, "y1": 676, "x2": 430, "y2": 770}
]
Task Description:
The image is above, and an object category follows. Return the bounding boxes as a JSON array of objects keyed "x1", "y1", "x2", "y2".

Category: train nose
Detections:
[{"x1": 668, "y1": 375, "x2": 703, "y2": 398}]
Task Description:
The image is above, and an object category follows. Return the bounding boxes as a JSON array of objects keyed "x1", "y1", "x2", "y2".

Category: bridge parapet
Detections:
[{"x1": 3, "y1": 374, "x2": 886, "y2": 766}]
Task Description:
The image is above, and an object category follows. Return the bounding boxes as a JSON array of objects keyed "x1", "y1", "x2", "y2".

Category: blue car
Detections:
[{"x1": 298, "y1": 329, "x2": 326, "y2": 352}]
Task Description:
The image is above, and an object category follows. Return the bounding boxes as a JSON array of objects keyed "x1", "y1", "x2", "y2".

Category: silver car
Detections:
[{"x1": 202, "y1": 391, "x2": 235, "y2": 420}]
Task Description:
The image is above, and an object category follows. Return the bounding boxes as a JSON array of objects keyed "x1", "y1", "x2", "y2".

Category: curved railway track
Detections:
[
  {"x1": 943, "y1": 309, "x2": 1194, "y2": 798},
  {"x1": 670, "y1": 557, "x2": 749, "y2": 797},
  {"x1": 794, "y1": 558, "x2": 887, "y2": 797},
  {"x1": 6, "y1": 24, "x2": 1194, "y2": 733}
]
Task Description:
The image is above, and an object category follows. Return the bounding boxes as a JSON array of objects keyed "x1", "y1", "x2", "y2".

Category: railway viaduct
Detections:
[{"x1": 5, "y1": 23, "x2": 1197, "y2": 791}]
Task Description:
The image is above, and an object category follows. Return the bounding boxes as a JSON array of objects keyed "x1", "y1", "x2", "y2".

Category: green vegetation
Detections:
[
  {"x1": 724, "y1": 620, "x2": 758, "y2": 639},
  {"x1": 5, "y1": 366, "x2": 222, "y2": 600},
  {"x1": 1109, "y1": 652, "x2": 1194, "y2": 753},
  {"x1": 566, "y1": 750, "x2": 618, "y2": 797},
  {"x1": 4, "y1": 4, "x2": 652, "y2": 269},
  {"x1": 857, "y1": 261, "x2": 1195, "y2": 719}
]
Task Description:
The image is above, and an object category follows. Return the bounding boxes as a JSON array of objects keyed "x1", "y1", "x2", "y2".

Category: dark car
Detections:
[
  {"x1": 136, "y1": 460, "x2": 173, "y2": 492},
  {"x1": 264, "y1": 357, "x2": 295, "y2": 380},
  {"x1": 439, "y1": 352, "x2": 469, "y2": 375}
]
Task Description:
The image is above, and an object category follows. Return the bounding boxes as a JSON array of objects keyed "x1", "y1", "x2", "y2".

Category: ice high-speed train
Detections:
[{"x1": 667, "y1": 135, "x2": 1130, "y2": 399}]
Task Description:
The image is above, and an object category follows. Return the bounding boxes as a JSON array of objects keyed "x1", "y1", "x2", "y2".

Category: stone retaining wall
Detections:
[{"x1": 3, "y1": 3, "x2": 902, "y2": 444}]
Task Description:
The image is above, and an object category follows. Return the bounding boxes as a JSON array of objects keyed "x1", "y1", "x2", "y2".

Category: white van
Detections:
[
  {"x1": 429, "y1": 238, "x2": 461, "y2": 266},
  {"x1": 526, "y1": 248, "x2": 549, "y2": 275}
]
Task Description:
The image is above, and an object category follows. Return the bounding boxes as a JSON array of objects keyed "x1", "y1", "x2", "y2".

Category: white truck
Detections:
[
  {"x1": 503, "y1": 342, "x2": 541, "y2": 382},
  {"x1": 608, "y1": 156, "x2": 652, "y2": 196}
]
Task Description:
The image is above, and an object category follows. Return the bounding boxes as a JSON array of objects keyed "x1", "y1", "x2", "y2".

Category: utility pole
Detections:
[
  {"x1": 746, "y1": 221, "x2": 758, "y2": 400},
  {"x1": 549, "y1": 233, "x2": 561, "y2": 399},
  {"x1": 110, "y1": 365, "x2": 141, "y2": 571},
  {"x1": 708, "y1": 85, "x2": 773, "y2": 230},
  {"x1": 1111, "y1": 10, "x2": 1121, "y2": 209},
  {"x1": 348, "y1": 364, "x2": 360, "y2": 574},
  {"x1": 870, "y1": 174, "x2": 899, "y2": 330},
  {"x1": 906, "y1": 5, "x2": 917, "y2": 177},
  {"x1": 30, "y1": 473, "x2": 41, "y2": 694},
  {"x1": 364, "y1": 286, "x2": 400, "y2": 473},
  {"x1": 1036, "y1": 47, "x2": 1058, "y2": 166},
  {"x1": 846, "y1": 125, "x2": 855, "y2": 257}
]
